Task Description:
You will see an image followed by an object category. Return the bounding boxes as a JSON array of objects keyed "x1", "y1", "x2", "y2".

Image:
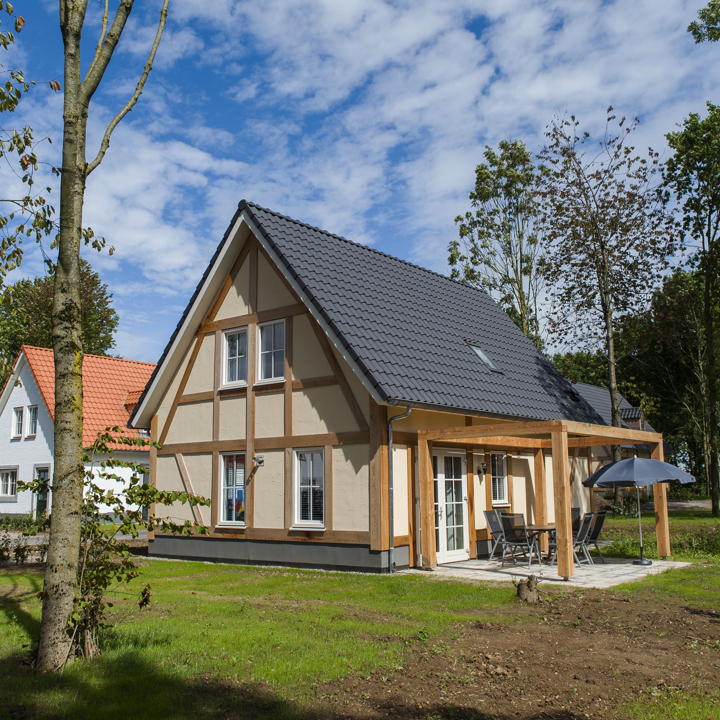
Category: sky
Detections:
[{"x1": 2, "y1": 0, "x2": 719, "y2": 364}]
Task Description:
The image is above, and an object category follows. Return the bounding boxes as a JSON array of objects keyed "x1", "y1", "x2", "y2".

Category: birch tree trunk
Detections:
[{"x1": 36, "y1": 0, "x2": 168, "y2": 671}]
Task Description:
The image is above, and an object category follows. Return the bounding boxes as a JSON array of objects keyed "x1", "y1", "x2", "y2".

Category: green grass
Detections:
[
  {"x1": 624, "y1": 688, "x2": 720, "y2": 719},
  {"x1": 0, "y1": 560, "x2": 515, "y2": 719}
]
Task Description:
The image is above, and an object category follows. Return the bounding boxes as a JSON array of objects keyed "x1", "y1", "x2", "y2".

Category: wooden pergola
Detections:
[{"x1": 417, "y1": 419, "x2": 670, "y2": 580}]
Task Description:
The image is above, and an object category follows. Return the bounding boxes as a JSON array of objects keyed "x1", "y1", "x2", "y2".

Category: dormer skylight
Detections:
[{"x1": 467, "y1": 341, "x2": 502, "y2": 373}]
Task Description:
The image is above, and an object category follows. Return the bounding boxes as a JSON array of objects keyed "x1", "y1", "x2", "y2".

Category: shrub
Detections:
[
  {"x1": 12, "y1": 537, "x2": 30, "y2": 564},
  {"x1": 0, "y1": 533, "x2": 10, "y2": 563}
]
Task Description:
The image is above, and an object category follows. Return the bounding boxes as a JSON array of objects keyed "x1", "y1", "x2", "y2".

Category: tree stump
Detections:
[{"x1": 516, "y1": 574, "x2": 539, "y2": 604}]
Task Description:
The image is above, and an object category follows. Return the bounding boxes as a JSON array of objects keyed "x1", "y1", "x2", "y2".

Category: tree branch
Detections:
[
  {"x1": 94, "y1": 0, "x2": 110, "y2": 59},
  {"x1": 86, "y1": 0, "x2": 169, "y2": 177},
  {"x1": 80, "y1": 0, "x2": 134, "y2": 108}
]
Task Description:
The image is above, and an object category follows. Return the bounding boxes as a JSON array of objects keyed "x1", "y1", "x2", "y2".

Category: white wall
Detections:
[{"x1": 0, "y1": 360, "x2": 54, "y2": 515}]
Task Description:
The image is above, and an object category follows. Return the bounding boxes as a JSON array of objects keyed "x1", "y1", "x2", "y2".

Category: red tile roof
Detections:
[{"x1": 21, "y1": 346, "x2": 156, "y2": 450}]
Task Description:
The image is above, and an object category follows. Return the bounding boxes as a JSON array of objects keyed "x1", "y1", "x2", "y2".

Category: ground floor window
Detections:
[
  {"x1": 222, "y1": 453, "x2": 245, "y2": 523},
  {"x1": 295, "y1": 449, "x2": 324, "y2": 526},
  {"x1": 491, "y1": 453, "x2": 507, "y2": 504},
  {"x1": 35, "y1": 467, "x2": 49, "y2": 515},
  {"x1": 0, "y1": 469, "x2": 17, "y2": 497}
]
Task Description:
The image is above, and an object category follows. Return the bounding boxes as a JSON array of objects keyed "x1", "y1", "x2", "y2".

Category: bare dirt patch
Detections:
[{"x1": 319, "y1": 588, "x2": 720, "y2": 719}]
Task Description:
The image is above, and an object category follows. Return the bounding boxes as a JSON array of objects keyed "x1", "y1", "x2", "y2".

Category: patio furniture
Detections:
[
  {"x1": 571, "y1": 507, "x2": 581, "y2": 532},
  {"x1": 500, "y1": 514, "x2": 542, "y2": 569},
  {"x1": 526, "y1": 524, "x2": 555, "y2": 560},
  {"x1": 550, "y1": 512, "x2": 595, "y2": 566},
  {"x1": 587, "y1": 511, "x2": 607, "y2": 563},
  {"x1": 484, "y1": 509, "x2": 505, "y2": 561}
]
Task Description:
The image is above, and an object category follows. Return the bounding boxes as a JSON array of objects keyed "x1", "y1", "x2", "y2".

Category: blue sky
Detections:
[{"x1": 3, "y1": 0, "x2": 720, "y2": 364}]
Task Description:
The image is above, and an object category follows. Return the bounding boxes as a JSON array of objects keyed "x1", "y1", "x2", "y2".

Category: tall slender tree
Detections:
[
  {"x1": 663, "y1": 103, "x2": 720, "y2": 517},
  {"x1": 449, "y1": 140, "x2": 545, "y2": 345},
  {"x1": 538, "y1": 109, "x2": 677, "y2": 498},
  {"x1": 38, "y1": 0, "x2": 169, "y2": 672}
]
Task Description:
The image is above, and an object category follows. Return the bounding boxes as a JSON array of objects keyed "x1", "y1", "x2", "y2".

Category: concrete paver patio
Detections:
[{"x1": 402, "y1": 556, "x2": 690, "y2": 589}]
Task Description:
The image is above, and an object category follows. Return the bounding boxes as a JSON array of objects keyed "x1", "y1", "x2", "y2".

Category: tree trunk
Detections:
[
  {"x1": 604, "y1": 303, "x2": 623, "y2": 507},
  {"x1": 704, "y1": 252, "x2": 719, "y2": 516},
  {"x1": 36, "y1": 5, "x2": 87, "y2": 672}
]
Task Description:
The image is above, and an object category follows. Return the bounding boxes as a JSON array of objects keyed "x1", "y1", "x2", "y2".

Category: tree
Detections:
[
  {"x1": 689, "y1": 1, "x2": 720, "y2": 42},
  {"x1": 38, "y1": 0, "x2": 169, "y2": 672},
  {"x1": 449, "y1": 140, "x2": 546, "y2": 346},
  {"x1": 663, "y1": 103, "x2": 720, "y2": 517},
  {"x1": 551, "y1": 349, "x2": 608, "y2": 387},
  {"x1": 0, "y1": 258, "x2": 119, "y2": 383},
  {"x1": 537, "y1": 109, "x2": 677, "y2": 502}
]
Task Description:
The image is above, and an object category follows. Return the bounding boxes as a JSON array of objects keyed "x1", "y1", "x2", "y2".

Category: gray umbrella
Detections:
[{"x1": 583, "y1": 457, "x2": 695, "y2": 565}]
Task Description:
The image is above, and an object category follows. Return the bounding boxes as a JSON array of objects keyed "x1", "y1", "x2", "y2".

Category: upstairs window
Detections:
[
  {"x1": 27, "y1": 406, "x2": 38, "y2": 437},
  {"x1": 491, "y1": 452, "x2": 508, "y2": 504},
  {"x1": 224, "y1": 328, "x2": 248, "y2": 385},
  {"x1": 258, "y1": 320, "x2": 285, "y2": 382},
  {"x1": 12, "y1": 408, "x2": 23, "y2": 438},
  {"x1": 0, "y1": 469, "x2": 17, "y2": 497}
]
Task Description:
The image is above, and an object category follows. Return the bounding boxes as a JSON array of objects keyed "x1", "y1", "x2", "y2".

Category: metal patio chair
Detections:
[
  {"x1": 550, "y1": 512, "x2": 595, "y2": 566},
  {"x1": 500, "y1": 513, "x2": 542, "y2": 569},
  {"x1": 586, "y1": 511, "x2": 607, "y2": 563},
  {"x1": 483, "y1": 509, "x2": 505, "y2": 561}
]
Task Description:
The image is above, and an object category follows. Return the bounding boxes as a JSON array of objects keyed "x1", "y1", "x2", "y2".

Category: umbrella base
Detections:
[{"x1": 633, "y1": 558, "x2": 653, "y2": 566}]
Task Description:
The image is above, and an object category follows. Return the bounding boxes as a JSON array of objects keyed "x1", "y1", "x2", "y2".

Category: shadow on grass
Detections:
[
  {"x1": 0, "y1": 573, "x2": 42, "y2": 642},
  {"x1": 0, "y1": 649, "x2": 595, "y2": 720}
]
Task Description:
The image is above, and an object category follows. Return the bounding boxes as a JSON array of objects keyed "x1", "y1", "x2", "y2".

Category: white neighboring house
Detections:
[{"x1": 0, "y1": 345, "x2": 156, "y2": 517}]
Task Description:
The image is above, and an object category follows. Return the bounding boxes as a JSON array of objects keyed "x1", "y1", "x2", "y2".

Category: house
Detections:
[
  {"x1": 129, "y1": 201, "x2": 669, "y2": 576},
  {"x1": 0, "y1": 346, "x2": 155, "y2": 517}
]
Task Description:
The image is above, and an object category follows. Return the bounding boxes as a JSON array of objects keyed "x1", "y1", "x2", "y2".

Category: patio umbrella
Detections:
[{"x1": 582, "y1": 457, "x2": 695, "y2": 566}]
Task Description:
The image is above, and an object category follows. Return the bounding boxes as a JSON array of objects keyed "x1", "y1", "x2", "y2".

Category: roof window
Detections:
[{"x1": 467, "y1": 341, "x2": 502, "y2": 373}]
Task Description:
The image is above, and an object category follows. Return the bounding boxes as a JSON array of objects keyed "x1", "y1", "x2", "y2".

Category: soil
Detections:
[{"x1": 319, "y1": 586, "x2": 720, "y2": 719}]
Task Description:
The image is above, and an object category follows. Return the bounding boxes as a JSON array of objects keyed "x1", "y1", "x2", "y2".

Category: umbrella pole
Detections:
[{"x1": 633, "y1": 485, "x2": 652, "y2": 566}]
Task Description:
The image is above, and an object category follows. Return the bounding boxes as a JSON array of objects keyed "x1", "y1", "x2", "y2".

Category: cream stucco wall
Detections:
[
  {"x1": 155, "y1": 455, "x2": 194, "y2": 522},
  {"x1": 184, "y1": 333, "x2": 215, "y2": 395},
  {"x1": 472, "y1": 454, "x2": 486, "y2": 529},
  {"x1": 156, "y1": 346, "x2": 192, "y2": 432},
  {"x1": 293, "y1": 386, "x2": 358, "y2": 435},
  {"x1": 253, "y1": 449, "x2": 285, "y2": 528},
  {"x1": 255, "y1": 392, "x2": 284, "y2": 438},
  {"x1": 292, "y1": 315, "x2": 332, "y2": 380},
  {"x1": 214, "y1": 255, "x2": 250, "y2": 320},
  {"x1": 331, "y1": 345, "x2": 370, "y2": 425},
  {"x1": 219, "y1": 395, "x2": 246, "y2": 439},
  {"x1": 333, "y1": 444, "x2": 370, "y2": 532},
  {"x1": 257, "y1": 253, "x2": 295, "y2": 311},
  {"x1": 164, "y1": 401, "x2": 213, "y2": 444},
  {"x1": 392, "y1": 445, "x2": 409, "y2": 536},
  {"x1": 183, "y1": 453, "x2": 213, "y2": 524}
]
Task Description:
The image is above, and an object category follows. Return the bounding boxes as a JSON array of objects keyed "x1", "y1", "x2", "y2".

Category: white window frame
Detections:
[
  {"x1": 490, "y1": 452, "x2": 508, "y2": 506},
  {"x1": 293, "y1": 447, "x2": 325, "y2": 528},
  {"x1": 222, "y1": 326, "x2": 248, "y2": 388},
  {"x1": 12, "y1": 408, "x2": 23, "y2": 439},
  {"x1": 217, "y1": 452, "x2": 246, "y2": 526},
  {"x1": 27, "y1": 405, "x2": 38, "y2": 437},
  {"x1": 256, "y1": 320, "x2": 285, "y2": 384},
  {"x1": 0, "y1": 467, "x2": 18, "y2": 499}
]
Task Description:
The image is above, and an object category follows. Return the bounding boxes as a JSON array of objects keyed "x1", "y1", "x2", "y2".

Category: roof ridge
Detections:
[
  {"x1": 244, "y1": 200, "x2": 489, "y2": 295},
  {"x1": 21, "y1": 345, "x2": 156, "y2": 367}
]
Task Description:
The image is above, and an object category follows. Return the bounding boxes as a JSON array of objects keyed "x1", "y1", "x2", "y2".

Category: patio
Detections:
[{"x1": 404, "y1": 557, "x2": 691, "y2": 589}]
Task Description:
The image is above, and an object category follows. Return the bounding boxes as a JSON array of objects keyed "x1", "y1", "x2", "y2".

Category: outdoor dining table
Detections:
[{"x1": 525, "y1": 524, "x2": 555, "y2": 560}]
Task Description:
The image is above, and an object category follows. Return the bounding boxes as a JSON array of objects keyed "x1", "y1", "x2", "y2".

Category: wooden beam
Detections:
[
  {"x1": 369, "y1": 400, "x2": 383, "y2": 551},
  {"x1": 285, "y1": 316, "x2": 293, "y2": 437},
  {"x1": 198, "y1": 303, "x2": 307, "y2": 335},
  {"x1": 484, "y1": 450, "x2": 492, "y2": 512},
  {"x1": 466, "y1": 449, "x2": 477, "y2": 558},
  {"x1": 179, "y1": 390, "x2": 215, "y2": 404},
  {"x1": 534, "y1": 448, "x2": 547, "y2": 553},
  {"x1": 569, "y1": 447, "x2": 580, "y2": 484},
  {"x1": 175, "y1": 453, "x2": 204, "y2": 524},
  {"x1": 380, "y1": 405, "x2": 389, "y2": 551},
  {"x1": 213, "y1": 330, "x2": 221, "y2": 442},
  {"x1": 159, "y1": 335, "x2": 206, "y2": 445},
  {"x1": 420, "y1": 420, "x2": 564, "y2": 442},
  {"x1": 284, "y1": 447, "x2": 293, "y2": 529},
  {"x1": 507, "y1": 453, "x2": 514, "y2": 512},
  {"x1": 454, "y1": 436, "x2": 551, "y2": 449},
  {"x1": 418, "y1": 437, "x2": 435, "y2": 569},
  {"x1": 148, "y1": 414, "x2": 159, "y2": 541},
  {"x1": 291, "y1": 375, "x2": 337, "y2": 390},
  {"x1": 563, "y1": 420, "x2": 662, "y2": 444},
  {"x1": 652, "y1": 442, "x2": 671, "y2": 558},
  {"x1": 324, "y1": 444, "x2": 333, "y2": 532},
  {"x1": 551, "y1": 429, "x2": 574, "y2": 579},
  {"x1": 211, "y1": 450, "x2": 219, "y2": 528},
  {"x1": 408, "y1": 445, "x2": 416, "y2": 567}
]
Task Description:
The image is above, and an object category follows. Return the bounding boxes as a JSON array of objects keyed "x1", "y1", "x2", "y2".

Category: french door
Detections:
[{"x1": 433, "y1": 453, "x2": 469, "y2": 564}]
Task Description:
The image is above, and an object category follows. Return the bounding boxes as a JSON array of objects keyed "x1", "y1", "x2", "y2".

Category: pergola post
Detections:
[
  {"x1": 551, "y1": 428, "x2": 574, "y2": 579},
  {"x1": 418, "y1": 437, "x2": 436, "y2": 569},
  {"x1": 534, "y1": 448, "x2": 548, "y2": 553},
  {"x1": 651, "y1": 442, "x2": 671, "y2": 558}
]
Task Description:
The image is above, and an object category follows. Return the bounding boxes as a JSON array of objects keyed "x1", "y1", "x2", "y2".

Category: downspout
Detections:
[{"x1": 387, "y1": 406, "x2": 412, "y2": 574}]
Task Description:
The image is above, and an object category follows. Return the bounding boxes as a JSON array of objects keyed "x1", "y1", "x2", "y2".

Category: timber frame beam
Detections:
[{"x1": 416, "y1": 418, "x2": 669, "y2": 579}]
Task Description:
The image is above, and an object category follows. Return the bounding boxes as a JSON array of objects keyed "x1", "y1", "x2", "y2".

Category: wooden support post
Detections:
[
  {"x1": 418, "y1": 437, "x2": 436, "y2": 569},
  {"x1": 484, "y1": 450, "x2": 492, "y2": 509},
  {"x1": 369, "y1": 401, "x2": 383, "y2": 551},
  {"x1": 148, "y1": 414, "x2": 159, "y2": 541},
  {"x1": 534, "y1": 448, "x2": 547, "y2": 554},
  {"x1": 506, "y1": 453, "x2": 514, "y2": 511},
  {"x1": 408, "y1": 445, "x2": 416, "y2": 567},
  {"x1": 325, "y1": 444, "x2": 333, "y2": 531},
  {"x1": 652, "y1": 442, "x2": 671, "y2": 558},
  {"x1": 551, "y1": 429, "x2": 574, "y2": 579},
  {"x1": 466, "y1": 449, "x2": 477, "y2": 558}
]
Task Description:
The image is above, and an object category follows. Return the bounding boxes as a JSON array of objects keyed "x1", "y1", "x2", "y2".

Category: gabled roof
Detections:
[
  {"x1": 9, "y1": 346, "x2": 155, "y2": 448},
  {"x1": 572, "y1": 382, "x2": 634, "y2": 428},
  {"x1": 132, "y1": 201, "x2": 605, "y2": 427}
]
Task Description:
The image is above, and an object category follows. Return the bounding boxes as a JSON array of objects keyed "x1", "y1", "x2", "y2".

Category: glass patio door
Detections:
[{"x1": 433, "y1": 453, "x2": 469, "y2": 564}]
